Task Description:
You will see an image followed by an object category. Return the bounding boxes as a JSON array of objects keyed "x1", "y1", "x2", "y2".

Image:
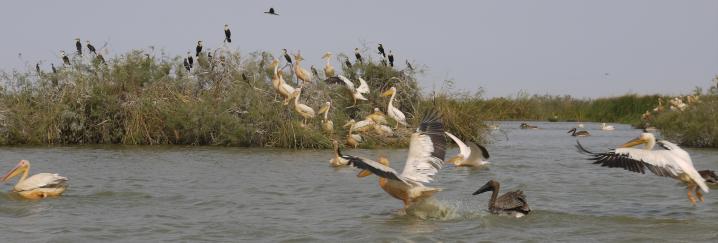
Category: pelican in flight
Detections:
[
  {"x1": 601, "y1": 123, "x2": 615, "y2": 131},
  {"x1": 318, "y1": 101, "x2": 334, "y2": 134},
  {"x1": 473, "y1": 180, "x2": 530, "y2": 217},
  {"x1": 340, "y1": 110, "x2": 447, "y2": 208},
  {"x1": 382, "y1": 87, "x2": 408, "y2": 128},
  {"x1": 293, "y1": 52, "x2": 313, "y2": 87},
  {"x1": 445, "y1": 132, "x2": 490, "y2": 167},
  {"x1": 322, "y1": 52, "x2": 336, "y2": 78},
  {"x1": 292, "y1": 88, "x2": 315, "y2": 127},
  {"x1": 568, "y1": 128, "x2": 590, "y2": 137},
  {"x1": 1, "y1": 160, "x2": 68, "y2": 200},
  {"x1": 271, "y1": 59, "x2": 295, "y2": 105},
  {"x1": 329, "y1": 140, "x2": 349, "y2": 167},
  {"x1": 577, "y1": 133, "x2": 709, "y2": 205},
  {"x1": 325, "y1": 75, "x2": 369, "y2": 106}
]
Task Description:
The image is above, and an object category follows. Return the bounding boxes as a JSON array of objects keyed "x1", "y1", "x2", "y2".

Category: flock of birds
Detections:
[{"x1": 4, "y1": 7, "x2": 717, "y2": 218}]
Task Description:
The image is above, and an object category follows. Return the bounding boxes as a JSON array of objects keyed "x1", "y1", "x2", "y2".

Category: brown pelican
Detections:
[
  {"x1": 75, "y1": 38, "x2": 82, "y2": 55},
  {"x1": 381, "y1": 87, "x2": 408, "y2": 128},
  {"x1": 292, "y1": 88, "x2": 315, "y2": 127},
  {"x1": 577, "y1": 133, "x2": 709, "y2": 205},
  {"x1": 1, "y1": 160, "x2": 68, "y2": 200},
  {"x1": 445, "y1": 132, "x2": 490, "y2": 167},
  {"x1": 341, "y1": 110, "x2": 447, "y2": 208},
  {"x1": 195, "y1": 41, "x2": 203, "y2": 57},
  {"x1": 473, "y1": 180, "x2": 530, "y2": 217},
  {"x1": 264, "y1": 7, "x2": 279, "y2": 15},
  {"x1": 224, "y1": 24, "x2": 232, "y2": 43},
  {"x1": 568, "y1": 128, "x2": 590, "y2": 137},
  {"x1": 329, "y1": 140, "x2": 349, "y2": 167},
  {"x1": 322, "y1": 52, "x2": 336, "y2": 77},
  {"x1": 86, "y1": 41, "x2": 96, "y2": 55},
  {"x1": 354, "y1": 48, "x2": 363, "y2": 64},
  {"x1": 378, "y1": 43, "x2": 386, "y2": 58}
]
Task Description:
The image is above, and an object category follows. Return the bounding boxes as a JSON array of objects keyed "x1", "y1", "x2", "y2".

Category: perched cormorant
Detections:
[
  {"x1": 310, "y1": 65, "x2": 319, "y2": 79},
  {"x1": 377, "y1": 43, "x2": 386, "y2": 58},
  {"x1": 264, "y1": 7, "x2": 279, "y2": 15},
  {"x1": 406, "y1": 60, "x2": 414, "y2": 70},
  {"x1": 195, "y1": 41, "x2": 203, "y2": 57},
  {"x1": 344, "y1": 58, "x2": 352, "y2": 69},
  {"x1": 354, "y1": 48, "x2": 363, "y2": 64},
  {"x1": 387, "y1": 51, "x2": 394, "y2": 67},
  {"x1": 187, "y1": 52, "x2": 194, "y2": 68},
  {"x1": 75, "y1": 38, "x2": 82, "y2": 55},
  {"x1": 35, "y1": 63, "x2": 41, "y2": 74},
  {"x1": 61, "y1": 51, "x2": 70, "y2": 65},
  {"x1": 86, "y1": 41, "x2": 96, "y2": 55},
  {"x1": 51, "y1": 63, "x2": 57, "y2": 73},
  {"x1": 96, "y1": 54, "x2": 106, "y2": 65},
  {"x1": 207, "y1": 49, "x2": 213, "y2": 62},
  {"x1": 282, "y1": 49, "x2": 292, "y2": 65},
  {"x1": 183, "y1": 58, "x2": 191, "y2": 71},
  {"x1": 224, "y1": 24, "x2": 232, "y2": 43}
]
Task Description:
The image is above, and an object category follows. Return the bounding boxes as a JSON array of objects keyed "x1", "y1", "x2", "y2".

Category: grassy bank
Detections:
[
  {"x1": 0, "y1": 49, "x2": 487, "y2": 148},
  {"x1": 651, "y1": 78, "x2": 718, "y2": 147}
]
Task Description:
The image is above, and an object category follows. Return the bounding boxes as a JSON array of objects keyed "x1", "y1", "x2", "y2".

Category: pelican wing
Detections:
[
  {"x1": 496, "y1": 190, "x2": 528, "y2": 211},
  {"x1": 400, "y1": 110, "x2": 446, "y2": 184},
  {"x1": 466, "y1": 142, "x2": 490, "y2": 162},
  {"x1": 345, "y1": 156, "x2": 407, "y2": 183},
  {"x1": 388, "y1": 106, "x2": 407, "y2": 125},
  {"x1": 356, "y1": 78, "x2": 370, "y2": 94},
  {"x1": 15, "y1": 173, "x2": 68, "y2": 192},
  {"x1": 445, "y1": 132, "x2": 470, "y2": 159}
]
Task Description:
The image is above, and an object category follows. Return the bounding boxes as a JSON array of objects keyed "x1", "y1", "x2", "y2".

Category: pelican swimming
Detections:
[
  {"x1": 293, "y1": 52, "x2": 313, "y2": 87},
  {"x1": 329, "y1": 140, "x2": 349, "y2": 167},
  {"x1": 381, "y1": 87, "x2": 408, "y2": 128},
  {"x1": 1, "y1": 160, "x2": 68, "y2": 200},
  {"x1": 322, "y1": 52, "x2": 336, "y2": 78},
  {"x1": 325, "y1": 75, "x2": 369, "y2": 106},
  {"x1": 318, "y1": 101, "x2": 334, "y2": 134},
  {"x1": 271, "y1": 59, "x2": 296, "y2": 105},
  {"x1": 601, "y1": 123, "x2": 615, "y2": 131},
  {"x1": 568, "y1": 128, "x2": 590, "y2": 137},
  {"x1": 473, "y1": 180, "x2": 530, "y2": 217},
  {"x1": 445, "y1": 132, "x2": 490, "y2": 167},
  {"x1": 292, "y1": 88, "x2": 315, "y2": 127},
  {"x1": 576, "y1": 133, "x2": 709, "y2": 205},
  {"x1": 341, "y1": 110, "x2": 447, "y2": 208}
]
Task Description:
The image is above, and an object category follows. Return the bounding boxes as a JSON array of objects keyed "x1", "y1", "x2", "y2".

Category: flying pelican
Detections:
[
  {"x1": 387, "y1": 50, "x2": 394, "y2": 67},
  {"x1": 264, "y1": 7, "x2": 279, "y2": 15},
  {"x1": 292, "y1": 88, "x2": 316, "y2": 127},
  {"x1": 271, "y1": 59, "x2": 296, "y2": 105},
  {"x1": 576, "y1": 133, "x2": 709, "y2": 205},
  {"x1": 568, "y1": 128, "x2": 590, "y2": 137},
  {"x1": 318, "y1": 101, "x2": 334, "y2": 134},
  {"x1": 1, "y1": 160, "x2": 68, "y2": 200},
  {"x1": 195, "y1": 41, "x2": 203, "y2": 57},
  {"x1": 293, "y1": 52, "x2": 313, "y2": 86},
  {"x1": 378, "y1": 43, "x2": 386, "y2": 58},
  {"x1": 354, "y1": 48, "x2": 363, "y2": 64},
  {"x1": 601, "y1": 123, "x2": 615, "y2": 131},
  {"x1": 86, "y1": 41, "x2": 96, "y2": 55},
  {"x1": 325, "y1": 75, "x2": 369, "y2": 106},
  {"x1": 445, "y1": 132, "x2": 490, "y2": 167},
  {"x1": 75, "y1": 38, "x2": 82, "y2": 55},
  {"x1": 473, "y1": 180, "x2": 531, "y2": 217},
  {"x1": 224, "y1": 24, "x2": 232, "y2": 43},
  {"x1": 340, "y1": 110, "x2": 447, "y2": 208},
  {"x1": 282, "y1": 49, "x2": 292, "y2": 65},
  {"x1": 61, "y1": 51, "x2": 70, "y2": 65},
  {"x1": 322, "y1": 52, "x2": 336, "y2": 78},
  {"x1": 329, "y1": 140, "x2": 349, "y2": 167},
  {"x1": 381, "y1": 86, "x2": 408, "y2": 128}
]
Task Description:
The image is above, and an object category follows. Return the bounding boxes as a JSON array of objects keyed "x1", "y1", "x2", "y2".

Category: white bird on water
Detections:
[
  {"x1": 1, "y1": 160, "x2": 68, "y2": 200},
  {"x1": 445, "y1": 132, "x2": 490, "y2": 167}
]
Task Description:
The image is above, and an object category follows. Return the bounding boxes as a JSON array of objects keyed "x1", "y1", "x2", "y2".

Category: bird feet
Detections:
[
  {"x1": 687, "y1": 190, "x2": 697, "y2": 206},
  {"x1": 696, "y1": 190, "x2": 704, "y2": 203}
]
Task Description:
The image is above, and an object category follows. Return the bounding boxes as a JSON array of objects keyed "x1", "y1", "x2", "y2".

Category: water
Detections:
[{"x1": 1, "y1": 122, "x2": 717, "y2": 242}]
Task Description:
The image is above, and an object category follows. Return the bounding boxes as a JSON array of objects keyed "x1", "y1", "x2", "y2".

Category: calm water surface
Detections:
[{"x1": 1, "y1": 122, "x2": 717, "y2": 242}]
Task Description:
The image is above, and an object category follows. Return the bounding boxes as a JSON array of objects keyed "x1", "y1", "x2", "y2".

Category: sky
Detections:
[{"x1": 1, "y1": 0, "x2": 717, "y2": 98}]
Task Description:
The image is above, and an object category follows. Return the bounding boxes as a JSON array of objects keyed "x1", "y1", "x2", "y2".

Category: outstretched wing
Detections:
[
  {"x1": 345, "y1": 156, "x2": 407, "y2": 184},
  {"x1": 445, "y1": 132, "x2": 470, "y2": 159},
  {"x1": 356, "y1": 78, "x2": 370, "y2": 94},
  {"x1": 400, "y1": 110, "x2": 446, "y2": 184},
  {"x1": 466, "y1": 142, "x2": 490, "y2": 162},
  {"x1": 576, "y1": 140, "x2": 676, "y2": 177}
]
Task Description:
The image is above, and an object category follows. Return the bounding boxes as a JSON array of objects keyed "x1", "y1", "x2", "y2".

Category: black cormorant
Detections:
[
  {"x1": 387, "y1": 50, "x2": 394, "y2": 67},
  {"x1": 282, "y1": 49, "x2": 292, "y2": 65},
  {"x1": 61, "y1": 51, "x2": 70, "y2": 65},
  {"x1": 377, "y1": 43, "x2": 386, "y2": 58},
  {"x1": 224, "y1": 24, "x2": 232, "y2": 43},
  {"x1": 354, "y1": 48, "x2": 363, "y2": 64},
  {"x1": 187, "y1": 52, "x2": 194, "y2": 68},
  {"x1": 183, "y1": 58, "x2": 191, "y2": 71},
  {"x1": 86, "y1": 41, "x2": 96, "y2": 55},
  {"x1": 51, "y1": 63, "x2": 57, "y2": 73},
  {"x1": 264, "y1": 7, "x2": 279, "y2": 15},
  {"x1": 96, "y1": 54, "x2": 106, "y2": 65},
  {"x1": 406, "y1": 60, "x2": 414, "y2": 70},
  {"x1": 310, "y1": 65, "x2": 319, "y2": 79},
  {"x1": 75, "y1": 38, "x2": 82, "y2": 55},
  {"x1": 196, "y1": 41, "x2": 203, "y2": 57},
  {"x1": 344, "y1": 58, "x2": 352, "y2": 69}
]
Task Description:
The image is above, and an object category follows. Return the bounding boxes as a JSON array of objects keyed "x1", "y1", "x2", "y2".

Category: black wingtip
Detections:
[
  {"x1": 475, "y1": 143, "x2": 490, "y2": 159},
  {"x1": 575, "y1": 140, "x2": 594, "y2": 155}
]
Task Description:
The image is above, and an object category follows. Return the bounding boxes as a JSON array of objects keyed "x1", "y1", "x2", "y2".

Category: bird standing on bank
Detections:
[
  {"x1": 387, "y1": 50, "x2": 394, "y2": 67},
  {"x1": 86, "y1": 41, "x2": 96, "y2": 55},
  {"x1": 224, "y1": 24, "x2": 232, "y2": 43},
  {"x1": 354, "y1": 48, "x2": 363, "y2": 64},
  {"x1": 195, "y1": 41, "x2": 203, "y2": 57},
  {"x1": 75, "y1": 38, "x2": 82, "y2": 55},
  {"x1": 378, "y1": 43, "x2": 386, "y2": 58},
  {"x1": 61, "y1": 51, "x2": 70, "y2": 65}
]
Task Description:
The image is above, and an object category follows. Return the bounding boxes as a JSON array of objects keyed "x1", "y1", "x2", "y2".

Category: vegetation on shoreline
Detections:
[{"x1": 651, "y1": 77, "x2": 718, "y2": 147}]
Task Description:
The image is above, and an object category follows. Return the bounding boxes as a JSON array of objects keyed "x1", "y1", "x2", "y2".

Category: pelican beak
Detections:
[
  {"x1": 381, "y1": 89, "x2": 394, "y2": 97},
  {"x1": 620, "y1": 137, "x2": 646, "y2": 148},
  {"x1": 1, "y1": 163, "x2": 24, "y2": 182},
  {"x1": 357, "y1": 170, "x2": 372, "y2": 177},
  {"x1": 472, "y1": 184, "x2": 491, "y2": 195}
]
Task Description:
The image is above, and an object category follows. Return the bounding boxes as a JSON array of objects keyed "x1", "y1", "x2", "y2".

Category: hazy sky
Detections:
[{"x1": 1, "y1": 0, "x2": 717, "y2": 98}]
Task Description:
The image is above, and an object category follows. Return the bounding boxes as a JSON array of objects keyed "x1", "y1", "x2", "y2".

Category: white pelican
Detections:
[
  {"x1": 577, "y1": 133, "x2": 709, "y2": 205},
  {"x1": 381, "y1": 87, "x2": 408, "y2": 128},
  {"x1": 292, "y1": 88, "x2": 315, "y2": 126},
  {"x1": 325, "y1": 75, "x2": 368, "y2": 106},
  {"x1": 366, "y1": 108, "x2": 388, "y2": 125},
  {"x1": 1, "y1": 160, "x2": 68, "y2": 200},
  {"x1": 293, "y1": 52, "x2": 312, "y2": 87},
  {"x1": 339, "y1": 110, "x2": 447, "y2": 208},
  {"x1": 445, "y1": 132, "x2": 490, "y2": 167},
  {"x1": 329, "y1": 140, "x2": 349, "y2": 167},
  {"x1": 373, "y1": 124, "x2": 395, "y2": 137},
  {"x1": 473, "y1": 180, "x2": 530, "y2": 217},
  {"x1": 601, "y1": 123, "x2": 615, "y2": 131},
  {"x1": 322, "y1": 52, "x2": 335, "y2": 78},
  {"x1": 653, "y1": 97, "x2": 664, "y2": 113},
  {"x1": 568, "y1": 128, "x2": 590, "y2": 137},
  {"x1": 318, "y1": 101, "x2": 333, "y2": 134},
  {"x1": 271, "y1": 59, "x2": 296, "y2": 105},
  {"x1": 343, "y1": 119, "x2": 375, "y2": 133}
]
